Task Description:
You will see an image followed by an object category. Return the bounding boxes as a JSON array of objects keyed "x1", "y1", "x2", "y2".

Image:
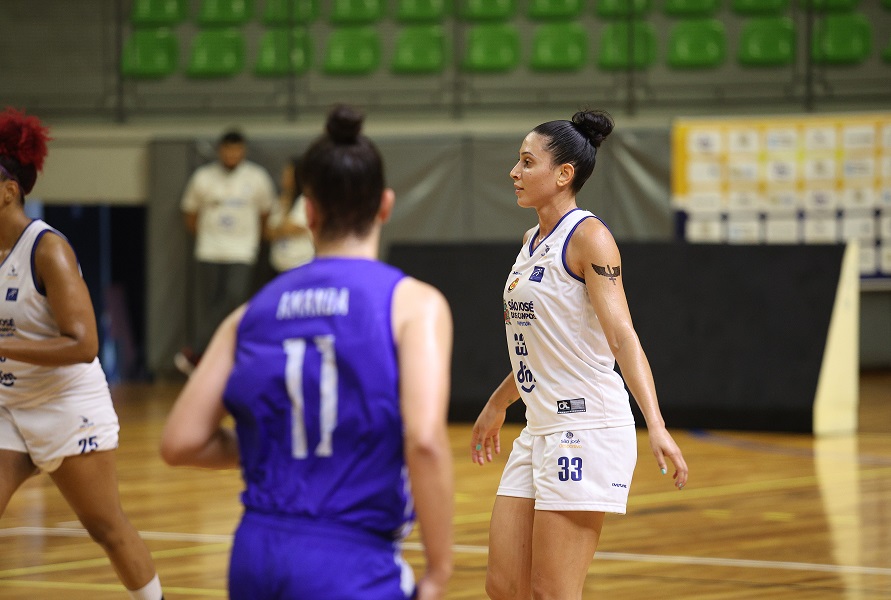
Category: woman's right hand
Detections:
[{"x1": 470, "y1": 400, "x2": 506, "y2": 466}]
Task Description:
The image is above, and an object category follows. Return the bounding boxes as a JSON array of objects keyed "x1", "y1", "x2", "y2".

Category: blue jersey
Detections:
[{"x1": 223, "y1": 257, "x2": 412, "y2": 540}]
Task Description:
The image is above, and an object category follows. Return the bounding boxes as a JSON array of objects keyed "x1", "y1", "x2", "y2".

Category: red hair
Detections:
[{"x1": 0, "y1": 107, "x2": 51, "y2": 172}]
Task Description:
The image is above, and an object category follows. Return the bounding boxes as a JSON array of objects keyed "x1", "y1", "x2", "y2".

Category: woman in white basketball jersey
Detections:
[
  {"x1": 470, "y1": 110, "x2": 688, "y2": 599},
  {"x1": 0, "y1": 108, "x2": 163, "y2": 600}
]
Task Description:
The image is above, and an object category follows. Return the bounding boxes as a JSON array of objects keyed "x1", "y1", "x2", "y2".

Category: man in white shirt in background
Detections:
[{"x1": 175, "y1": 130, "x2": 275, "y2": 375}]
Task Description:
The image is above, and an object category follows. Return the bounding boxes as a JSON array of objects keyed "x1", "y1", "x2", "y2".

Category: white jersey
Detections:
[
  {"x1": 503, "y1": 208, "x2": 634, "y2": 435},
  {"x1": 0, "y1": 220, "x2": 111, "y2": 409},
  {"x1": 181, "y1": 160, "x2": 276, "y2": 264},
  {"x1": 268, "y1": 194, "x2": 314, "y2": 272}
]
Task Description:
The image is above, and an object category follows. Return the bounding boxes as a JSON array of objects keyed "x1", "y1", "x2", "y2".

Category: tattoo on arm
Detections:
[{"x1": 592, "y1": 263, "x2": 621, "y2": 285}]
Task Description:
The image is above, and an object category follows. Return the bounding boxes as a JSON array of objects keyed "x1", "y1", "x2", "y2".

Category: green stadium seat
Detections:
[
  {"x1": 812, "y1": 13, "x2": 872, "y2": 65},
  {"x1": 528, "y1": 0, "x2": 585, "y2": 20},
  {"x1": 131, "y1": 0, "x2": 188, "y2": 26},
  {"x1": 664, "y1": 0, "x2": 721, "y2": 16},
  {"x1": 459, "y1": 0, "x2": 516, "y2": 21},
  {"x1": 798, "y1": 0, "x2": 860, "y2": 11},
  {"x1": 122, "y1": 28, "x2": 179, "y2": 78},
  {"x1": 391, "y1": 25, "x2": 447, "y2": 73},
  {"x1": 884, "y1": 38, "x2": 891, "y2": 63},
  {"x1": 884, "y1": 0, "x2": 891, "y2": 9},
  {"x1": 731, "y1": 0, "x2": 789, "y2": 15},
  {"x1": 330, "y1": 0, "x2": 385, "y2": 24},
  {"x1": 262, "y1": 0, "x2": 320, "y2": 25},
  {"x1": 396, "y1": 0, "x2": 450, "y2": 22},
  {"x1": 667, "y1": 19, "x2": 726, "y2": 68},
  {"x1": 596, "y1": 0, "x2": 651, "y2": 19},
  {"x1": 462, "y1": 23, "x2": 520, "y2": 72},
  {"x1": 254, "y1": 28, "x2": 312, "y2": 76},
  {"x1": 597, "y1": 20, "x2": 656, "y2": 70},
  {"x1": 530, "y1": 22, "x2": 587, "y2": 72},
  {"x1": 197, "y1": 0, "x2": 252, "y2": 26},
  {"x1": 324, "y1": 26, "x2": 381, "y2": 74},
  {"x1": 187, "y1": 29, "x2": 245, "y2": 77},
  {"x1": 738, "y1": 17, "x2": 795, "y2": 66}
]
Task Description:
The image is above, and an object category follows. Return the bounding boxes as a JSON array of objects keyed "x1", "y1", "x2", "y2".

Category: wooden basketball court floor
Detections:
[{"x1": 1, "y1": 371, "x2": 889, "y2": 599}]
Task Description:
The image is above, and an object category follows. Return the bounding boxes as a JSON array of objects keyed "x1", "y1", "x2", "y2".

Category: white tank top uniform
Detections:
[
  {"x1": 0, "y1": 220, "x2": 119, "y2": 472},
  {"x1": 498, "y1": 208, "x2": 638, "y2": 513}
]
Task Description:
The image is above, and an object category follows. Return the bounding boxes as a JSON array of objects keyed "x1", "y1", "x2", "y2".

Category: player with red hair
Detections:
[{"x1": 0, "y1": 108, "x2": 164, "y2": 600}]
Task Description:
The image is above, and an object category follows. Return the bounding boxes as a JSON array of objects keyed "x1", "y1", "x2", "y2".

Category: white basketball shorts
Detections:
[
  {"x1": 497, "y1": 425, "x2": 638, "y2": 514},
  {"x1": 0, "y1": 389, "x2": 120, "y2": 473}
]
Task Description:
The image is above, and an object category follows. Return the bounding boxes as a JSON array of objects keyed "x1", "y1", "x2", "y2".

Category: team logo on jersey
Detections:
[
  {"x1": 503, "y1": 300, "x2": 511, "y2": 324},
  {"x1": 513, "y1": 333, "x2": 528, "y2": 356},
  {"x1": 507, "y1": 278, "x2": 519, "y2": 293},
  {"x1": 0, "y1": 371, "x2": 15, "y2": 387},
  {"x1": 556, "y1": 398, "x2": 586, "y2": 414},
  {"x1": 529, "y1": 267, "x2": 545, "y2": 283},
  {"x1": 540, "y1": 244, "x2": 551, "y2": 257},
  {"x1": 0, "y1": 318, "x2": 14, "y2": 335},
  {"x1": 505, "y1": 299, "x2": 536, "y2": 323},
  {"x1": 516, "y1": 360, "x2": 536, "y2": 393},
  {"x1": 6, "y1": 265, "x2": 18, "y2": 278},
  {"x1": 5, "y1": 288, "x2": 18, "y2": 301}
]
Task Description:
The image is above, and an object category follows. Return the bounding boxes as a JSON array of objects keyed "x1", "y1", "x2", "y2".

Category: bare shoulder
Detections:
[
  {"x1": 394, "y1": 277, "x2": 450, "y2": 317},
  {"x1": 568, "y1": 216, "x2": 620, "y2": 272},
  {"x1": 33, "y1": 230, "x2": 78, "y2": 273}
]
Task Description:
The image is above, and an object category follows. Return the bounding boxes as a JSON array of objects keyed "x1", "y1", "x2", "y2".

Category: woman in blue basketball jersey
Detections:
[
  {"x1": 0, "y1": 108, "x2": 164, "y2": 600},
  {"x1": 470, "y1": 110, "x2": 689, "y2": 599},
  {"x1": 161, "y1": 105, "x2": 454, "y2": 600}
]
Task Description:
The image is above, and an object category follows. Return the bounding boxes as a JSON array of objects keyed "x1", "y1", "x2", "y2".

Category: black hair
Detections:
[
  {"x1": 532, "y1": 109, "x2": 614, "y2": 193},
  {"x1": 0, "y1": 155, "x2": 36, "y2": 199},
  {"x1": 299, "y1": 105, "x2": 384, "y2": 240},
  {"x1": 219, "y1": 129, "x2": 245, "y2": 146}
]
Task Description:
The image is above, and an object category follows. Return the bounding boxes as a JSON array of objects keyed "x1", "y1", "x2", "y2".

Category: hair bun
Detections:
[
  {"x1": 0, "y1": 107, "x2": 51, "y2": 171},
  {"x1": 326, "y1": 104, "x2": 365, "y2": 144},
  {"x1": 572, "y1": 110, "x2": 614, "y2": 148}
]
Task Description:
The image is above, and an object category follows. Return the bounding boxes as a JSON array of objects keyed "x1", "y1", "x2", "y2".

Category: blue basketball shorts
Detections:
[{"x1": 229, "y1": 511, "x2": 416, "y2": 600}]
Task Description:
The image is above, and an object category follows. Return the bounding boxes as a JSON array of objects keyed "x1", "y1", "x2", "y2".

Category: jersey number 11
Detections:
[{"x1": 283, "y1": 335, "x2": 338, "y2": 459}]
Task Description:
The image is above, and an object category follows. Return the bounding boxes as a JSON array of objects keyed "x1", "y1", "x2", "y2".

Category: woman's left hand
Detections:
[{"x1": 647, "y1": 426, "x2": 688, "y2": 490}]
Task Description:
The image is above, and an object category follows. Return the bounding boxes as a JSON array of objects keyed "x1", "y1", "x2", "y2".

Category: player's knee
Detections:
[
  {"x1": 80, "y1": 510, "x2": 128, "y2": 548},
  {"x1": 485, "y1": 571, "x2": 526, "y2": 600}
]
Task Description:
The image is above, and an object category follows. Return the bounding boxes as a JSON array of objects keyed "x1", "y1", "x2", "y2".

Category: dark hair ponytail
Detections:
[
  {"x1": 532, "y1": 109, "x2": 613, "y2": 193},
  {"x1": 299, "y1": 105, "x2": 385, "y2": 240}
]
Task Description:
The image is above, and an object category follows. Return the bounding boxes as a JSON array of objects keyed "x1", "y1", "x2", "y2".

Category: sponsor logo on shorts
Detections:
[
  {"x1": 529, "y1": 266, "x2": 545, "y2": 282},
  {"x1": 556, "y1": 398, "x2": 586, "y2": 414},
  {"x1": 6, "y1": 288, "x2": 18, "y2": 301},
  {"x1": 559, "y1": 431, "x2": 582, "y2": 448},
  {"x1": 611, "y1": 482, "x2": 628, "y2": 489}
]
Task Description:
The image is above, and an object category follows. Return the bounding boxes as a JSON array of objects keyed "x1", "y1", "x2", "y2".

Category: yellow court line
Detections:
[
  {"x1": 0, "y1": 579, "x2": 226, "y2": 597},
  {"x1": 0, "y1": 543, "x2": 230, "y2": 579}
]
